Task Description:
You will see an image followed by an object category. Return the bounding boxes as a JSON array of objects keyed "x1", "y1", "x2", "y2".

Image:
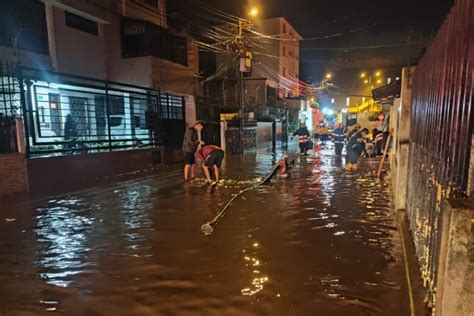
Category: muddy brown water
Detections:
[{"x1": 0, "y1": 146, "x2": 409, "y2": 315}]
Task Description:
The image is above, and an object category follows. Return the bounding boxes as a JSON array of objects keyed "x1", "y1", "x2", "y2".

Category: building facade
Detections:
[
  {"x1": 251, "y1": 17, "x2": 302, "y2": 98},
  {"x1": 0, "y1": 0, "x2": 199, "y2": 196}
]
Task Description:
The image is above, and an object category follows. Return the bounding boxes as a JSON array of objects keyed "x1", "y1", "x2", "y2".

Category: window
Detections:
[
  {"x1": 65, "y1": 11, "x2": 98, "y2": 36},
  {"x1": 282, "y1": 45, "x2": 286, "y2": 56},
  {"x1": 0, "y1": 0, "x2": 49, "y2": 55},
  {"x1": 283, "y1": 67, "x2": 286, "y2": 77},
  {"x1": 283, "y1": 23, "x2": 286, "y2": 34}
]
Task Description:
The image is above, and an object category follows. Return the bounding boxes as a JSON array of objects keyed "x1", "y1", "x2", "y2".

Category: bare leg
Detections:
[
  {"x1": 213, "y1": 165, "x2": 220, "y2": 183},
  {"x1": 203, "y1": 166, "x2": 212, "y2": 183},
  {"x1": 184, "y1": 164, "x2": 190, "y2": 180},
  {"x1": 190, "y1": 164, "x2": 196, "y2": 178}
]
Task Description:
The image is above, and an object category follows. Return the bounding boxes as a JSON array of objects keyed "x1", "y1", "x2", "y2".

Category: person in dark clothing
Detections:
[
  {"x1": 347, "y1": 124, "x2": 361, "y2": 140},
  {"x1": 372, "y1": 128, "x2": 384, "y2": 156},
  {"x1": 345, "y1": 128, "x2": 368, "y2": 171},
  {"x1": 294, "y1": 124, "x2": 311, "y2": 155},
  {"x1": 197, "y1": 145, "x2": 225, "y2": 185},
  {"x1": 182, "y1": 121, "x2": 204, "y2": 181},
  {"x1": 332, "y1": 123, "x2": 346, "y2": 156}
]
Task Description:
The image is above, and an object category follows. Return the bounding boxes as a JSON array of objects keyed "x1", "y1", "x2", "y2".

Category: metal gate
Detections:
[
  {"x1": 407, "y1": 0, "x2": 473, "y2": 307},
  {"x1": 0, "y1": 61, "x2": 187, "y2": 157}
]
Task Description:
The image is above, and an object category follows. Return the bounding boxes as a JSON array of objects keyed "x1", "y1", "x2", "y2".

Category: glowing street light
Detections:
[
  {"x1": 248, "y1": 7, "x2": 259, "y2": 17},
  {"x1": 375, "y1": 71, "x2": 381, "y2": 77},
  {"x1": 364, "y1": 79, "x2": 369, "y2": 84},
  {"x1": 376, "y1": 79, "x2": 382, "y2": 84},
  {"x1": 360, "y1": 72, "x2": 366, "y2": 78},
  {"x1": 325, "y1": 73, "x2": 332, "y2": 80}
]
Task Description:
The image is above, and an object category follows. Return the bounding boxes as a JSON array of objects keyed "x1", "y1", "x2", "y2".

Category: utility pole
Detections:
[{"x1": 236, "y1": 18, "x2": 252, "y2": 155}]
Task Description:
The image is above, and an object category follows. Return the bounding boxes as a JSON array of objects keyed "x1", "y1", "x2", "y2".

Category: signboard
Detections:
[{"x1": 220, "y1": 113, "x2": 238, "y2": 121}]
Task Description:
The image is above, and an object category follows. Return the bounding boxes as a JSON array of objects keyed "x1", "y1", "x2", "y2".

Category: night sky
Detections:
[{"x1": 170, "y1": 0, "x2": 453, "y2": 81}]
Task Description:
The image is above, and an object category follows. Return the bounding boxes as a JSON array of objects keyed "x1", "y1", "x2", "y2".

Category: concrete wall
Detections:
[
  {"x1": 436, "y1": 198, "x2": 474, "y2": 316},
  {"x1": 121, "y1": 0, "x2": 167, "y2": 28},
  {"x1": 0, "y1": 46, "x2": 52, "y2": 69},
  {"x1": 0, "y1": 154, "x2": 29, "y2": 196},
  {"x1": 53, "y1": 9, "x2": 107, "y2": 79},
  {"x1": 26, "y1": 148, "x2": 168, "y2": 196},
  {"x1": 391, "y1": 67, "x2": 414, "y2": 211},
  {"x1": 150, "y1": 42, "x2": 199, "y2": 94},
  {"x1": 355, "y1": 112, "x2": 382, "y2": 131},
  {"x1": 104, "y1": 13, "x2": 153, "y2": 86}
]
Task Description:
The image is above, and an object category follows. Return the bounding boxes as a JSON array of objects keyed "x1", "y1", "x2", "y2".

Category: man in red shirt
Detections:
[{"x1": 196, "y1": 145, "x2": 225, "y2": 184}]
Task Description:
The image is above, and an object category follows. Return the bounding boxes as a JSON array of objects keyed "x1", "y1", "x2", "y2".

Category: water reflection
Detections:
[
  {"x1": 35, "y1": 198, "x2": 98, "y2": 288},
  {"x1": 241, "y1": 239, "x2": 269, "y2": 296},
  {"x1": 1, "y1": 143, "x2": 409, "y2": 315}
]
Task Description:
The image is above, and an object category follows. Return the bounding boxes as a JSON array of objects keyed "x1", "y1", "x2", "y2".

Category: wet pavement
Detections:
[{"x1": 0, "y1": 143, "x2": 410, "y2": 315}]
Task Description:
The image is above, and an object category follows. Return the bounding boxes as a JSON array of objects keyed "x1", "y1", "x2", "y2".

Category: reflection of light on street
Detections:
[
  {"x1": 241, "y1": 239, "x2": 269, "y2": 296},
  {"x1": 120, "y1": 185, "x2": 153, "y2": 230},
  {"x1": 241, "y1": 276, "x2": 269, "y2": 296},
  {"x1": 35, "y1": 198, "x2": 97, "y2": 288}
]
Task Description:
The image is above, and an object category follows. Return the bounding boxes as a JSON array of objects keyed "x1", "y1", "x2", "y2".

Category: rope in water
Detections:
[{"x1": 200, "y1": 163, "x2": 282, "y2": 235}]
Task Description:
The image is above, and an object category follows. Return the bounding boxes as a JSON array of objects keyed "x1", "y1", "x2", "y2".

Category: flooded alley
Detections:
[{"x1": 0, "y1": 146, "x2": 410, "y2": 316}]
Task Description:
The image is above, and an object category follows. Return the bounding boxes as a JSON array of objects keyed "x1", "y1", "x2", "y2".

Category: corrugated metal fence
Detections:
[{"x1": 407, "y1": 0, "x2": 473, "y2": 308}]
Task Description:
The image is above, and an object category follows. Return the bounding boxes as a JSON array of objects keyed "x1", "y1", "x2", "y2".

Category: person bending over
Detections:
[{"x1": 197, "y1": 145, "x2": 225, "y2": 185}]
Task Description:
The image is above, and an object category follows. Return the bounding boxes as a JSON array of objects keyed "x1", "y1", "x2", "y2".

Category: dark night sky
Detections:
[{"x1": 170, "y1": 0, "x2": 454, "y2": 81}]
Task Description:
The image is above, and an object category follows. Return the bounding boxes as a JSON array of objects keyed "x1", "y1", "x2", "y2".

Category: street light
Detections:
[
  {"x1": 248, "y1": 7, "x2": 259, "y2": 17},
  {"x1": 375, "y1": 71, "x2": 381, "y2": 77},
  {"x1": 360, "y1": 72, "x2": 366, "y2": 78},
  {"x1": 325, "y1": 73, "x2": 332, "y2": 80}
]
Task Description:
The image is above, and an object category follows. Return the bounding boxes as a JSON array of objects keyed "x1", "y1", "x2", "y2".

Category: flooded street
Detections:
[{"x1": 0, "y1": 144, "x2": 409, "y2": 316}]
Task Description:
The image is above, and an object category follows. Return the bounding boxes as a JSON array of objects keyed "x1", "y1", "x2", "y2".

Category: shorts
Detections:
[
  {"x1": 184, "y1": 152, "x2": 196, "y2": 165},
  {"x1": 204, "y1": 149, "x2": 224, "y2": 168}
]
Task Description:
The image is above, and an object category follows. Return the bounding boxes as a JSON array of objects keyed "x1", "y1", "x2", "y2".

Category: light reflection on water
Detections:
[
  {"x1": 35, "y1": 198, "x2": 98, "y2": 288},
  {"x1": 0, "y1": 144, "x2": 409, "y2": 315}
]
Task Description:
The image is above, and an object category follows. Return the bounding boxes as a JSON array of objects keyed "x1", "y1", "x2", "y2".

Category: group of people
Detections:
[
  {"x1": 182, "y1": 121, "x2": 225, "y2": 185},
  {"x1": 342, "y1": 124, "x2": 391, "y2": 170},
  {"x1": 292, "y1": 122, "x2": 390, "y2": 171},
  {"x1": 181, "y1": 120, "x2": 388, "y2": 183}
]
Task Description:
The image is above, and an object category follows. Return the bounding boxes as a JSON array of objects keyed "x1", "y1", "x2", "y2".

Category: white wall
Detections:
[{"x1": 53, "y1": 9, "x2": 106, "y2": 79}]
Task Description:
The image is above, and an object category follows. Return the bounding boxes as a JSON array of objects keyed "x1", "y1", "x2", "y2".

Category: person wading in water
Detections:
[
  {"x1": 197, "y1": 145, "x2": 225, "y2": 185},
  {"x1": 294, "y1": 123, "x2": 311, "y2": 155},
  {"x1": 182, "y1": 121, "x2": 204, "y2": 181},
  {"x1": 346, "y1": 128, "x2": 368, "y2": 171}
]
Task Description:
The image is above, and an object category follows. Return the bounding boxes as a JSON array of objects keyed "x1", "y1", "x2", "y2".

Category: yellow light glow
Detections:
[
  {"x1": 377, "y1": 79, "x2": 382, "y2": 84},
  {"x1": 364, "y1": 79, "x2": 369, "y2": 84},
  {"x1": 325, "y1": 73, "x2": 332, "y2": 80},
  {"x1": 375, "y1": 71, "x2": 381, "y2": 77},
  {"x1": 248, "y1": 7, "x2": 259, "y2": 17},
  {"x1": 360, "y1": 73, "x2": 366, "y2": 78}
]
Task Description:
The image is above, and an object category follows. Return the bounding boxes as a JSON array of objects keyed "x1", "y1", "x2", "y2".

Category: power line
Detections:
[{"x1": 301, "y1": 41, "x2": 429, "y2": 51}]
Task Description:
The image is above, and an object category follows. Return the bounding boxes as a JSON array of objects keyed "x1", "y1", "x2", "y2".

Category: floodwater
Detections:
[{"x1": 0, "y1": 143, "x2": 409, "y2": 315}]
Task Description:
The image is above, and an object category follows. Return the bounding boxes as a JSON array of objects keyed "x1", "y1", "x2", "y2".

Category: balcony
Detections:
[{"x1": 121, "y1": 17, "x2": 187, "y2": 67}]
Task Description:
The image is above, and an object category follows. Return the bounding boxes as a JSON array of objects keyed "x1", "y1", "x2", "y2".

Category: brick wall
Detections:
[{"x1": 0, "y1": 154, "x2": 29, "y2": 196}]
